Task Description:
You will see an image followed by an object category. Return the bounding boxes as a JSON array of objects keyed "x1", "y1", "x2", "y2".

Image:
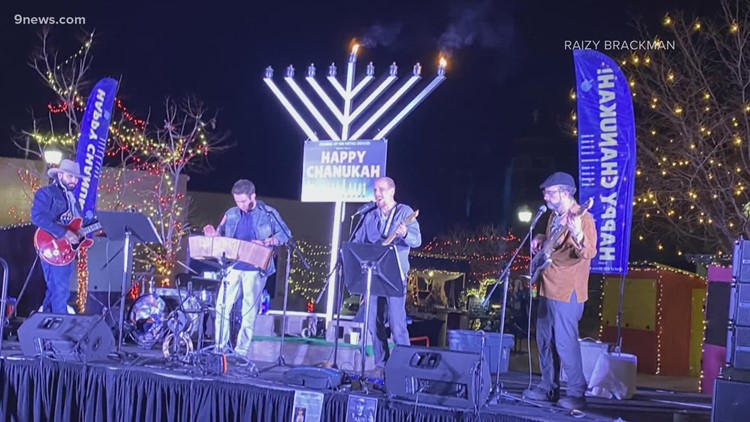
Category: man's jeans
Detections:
[
  {"x1": 536, "y1": 291, "x2": 587, "y2": 397},
  {"x1": 214, "y1": 268, "x2": 265, "y2": 355},
  {"x1": 41, "y1": 260, "x2": 73, "y2": 314},
  {"x1": 367, "y1": 294, "x2": 411, "y2": 368}
]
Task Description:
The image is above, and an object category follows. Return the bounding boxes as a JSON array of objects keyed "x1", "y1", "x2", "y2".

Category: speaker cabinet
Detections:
[
  {"x1": 384, "y1": 346, "x2": 490, "y2": 408},
  {"x1": 713, "y1": 377, "x2": 750, "y2": 422},
  {"x1": 18, "y1": 313, "x2": 115, "y2": 362}
]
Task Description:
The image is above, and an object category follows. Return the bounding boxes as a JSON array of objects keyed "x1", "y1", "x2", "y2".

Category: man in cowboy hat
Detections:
[{"x1": 31, "y1": 159, "x2": 92, "y2": 314}]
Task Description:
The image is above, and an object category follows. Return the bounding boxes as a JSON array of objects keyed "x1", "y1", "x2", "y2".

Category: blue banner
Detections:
[
  {"x1": 301, "y1": 139, "x2": 387, "y2": 202},
  {"x1": 574, "y1": 50, "x2": 637, "y2": 275},
  {"x1": 74, "y1": 78, "x2": 118, "y2": 219}
]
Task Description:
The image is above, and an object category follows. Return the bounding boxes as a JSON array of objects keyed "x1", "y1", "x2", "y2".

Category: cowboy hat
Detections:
[{"x1": 47, "y1": 159, "x2": 85, "y2": 178}]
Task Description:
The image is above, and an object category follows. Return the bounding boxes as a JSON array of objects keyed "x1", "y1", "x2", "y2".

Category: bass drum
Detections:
[{"x1": 128, "y1": 292, "x2": 201, "y2": 348}]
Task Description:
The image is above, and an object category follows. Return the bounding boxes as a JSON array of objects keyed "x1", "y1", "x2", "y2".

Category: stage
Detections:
[{"x1": 0, "y1": 339, "x2": 712, "y2": 422}]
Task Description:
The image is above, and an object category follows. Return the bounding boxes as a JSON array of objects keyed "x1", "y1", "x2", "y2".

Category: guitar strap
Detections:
[{"x1": 379, "y1": 203, "x2": 400, "y2": 240}]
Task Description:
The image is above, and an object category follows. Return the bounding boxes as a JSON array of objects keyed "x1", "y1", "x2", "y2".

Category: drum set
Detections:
[{"x1": 124, "y1": 235, "x2": 274, "y2": 365}]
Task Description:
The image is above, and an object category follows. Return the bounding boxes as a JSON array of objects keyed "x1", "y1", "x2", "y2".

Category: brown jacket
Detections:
[{"x1": 539, "y1": 202, "x2": 597, "y2": 303}]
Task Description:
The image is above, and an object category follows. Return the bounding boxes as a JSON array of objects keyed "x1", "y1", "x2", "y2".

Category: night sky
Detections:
[{"x1": 0, "y1": 0, "x2": 715, "y2": 240}]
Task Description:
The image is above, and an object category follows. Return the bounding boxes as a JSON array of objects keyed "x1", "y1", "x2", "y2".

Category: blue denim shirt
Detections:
[
  {"x1": 31, "y1": 182, "x2": 92, "y2": 239},
  {"x1": 353, "y1": 203, "x2": 421, "y2": 280},
  {"x1": 217, "y1": 200, "x2": 292, "y2": 276}
]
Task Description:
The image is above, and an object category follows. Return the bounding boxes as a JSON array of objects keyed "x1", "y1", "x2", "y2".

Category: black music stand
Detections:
[
  {"x1": 96, "y1": 211, "x2": 162, "y2": 354},
  {"x1": 341, "y1": 241, "x2": 405, "y2": 379}
]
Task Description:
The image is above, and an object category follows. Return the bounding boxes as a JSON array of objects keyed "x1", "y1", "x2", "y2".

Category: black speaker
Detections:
[
  {"x1": 384, "y1": 346, "x2": 490, "y2": 408},
  {"x1": 733, "y1": 239, "x2": 750, "y2": 283},
  {"x1": 730, "y1": 282, "x2": 750, "y2": 327},
  {"x1": 727, "y1": 325, "x2": 750, "y2": 370},
  {"x1": 18, "y1": 313, "x2": 115, "y2": 362},
  {"x1": 713, "y1": 377, "x2": 750, "y2": 422}
]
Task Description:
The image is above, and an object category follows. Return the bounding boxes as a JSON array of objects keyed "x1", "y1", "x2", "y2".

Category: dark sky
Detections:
[{"x1": 0, "y1": 0, "x2": 715, "y2": 239}]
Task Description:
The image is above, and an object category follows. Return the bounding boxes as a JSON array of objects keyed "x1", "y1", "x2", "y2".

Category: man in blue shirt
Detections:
[
  {"x1": 352, "y1": 177, "x2": 421, "y2": 373},
  {"x1": 203, "y1": 179, "x2": 292, "y2": 355}
]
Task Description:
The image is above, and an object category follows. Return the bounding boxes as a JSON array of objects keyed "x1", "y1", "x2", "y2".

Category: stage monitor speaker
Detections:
[
  {"x1": 18, "y1": 313, "x2": 115, "y2": 362},
  {"x1": 713, "y1": 377, "x2": 750, "y2": 422},
  {"x1": 384, "y1": 345, "x2": 490, "y2": 408}
]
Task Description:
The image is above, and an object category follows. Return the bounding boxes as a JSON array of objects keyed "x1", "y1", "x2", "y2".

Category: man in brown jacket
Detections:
[{"x1": 523, "y1": 172, "x2": 597, "y2": 411}]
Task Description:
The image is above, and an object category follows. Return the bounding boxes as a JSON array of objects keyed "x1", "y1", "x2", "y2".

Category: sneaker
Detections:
[
  {"x1": 523, "y1": 386, "x2": 559, "y2": 402},
  {"x1": 557, "y1": 395, "x2": 586, "y2": 410}
]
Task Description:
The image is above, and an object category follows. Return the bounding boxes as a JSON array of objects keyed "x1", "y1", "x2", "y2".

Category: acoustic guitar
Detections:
[
  {"x1": 528, "y1": 198, "x2": 594, "y2": 285},
  {"x1": 382, "y1": 209, "x2": 419, "y2": 245}
]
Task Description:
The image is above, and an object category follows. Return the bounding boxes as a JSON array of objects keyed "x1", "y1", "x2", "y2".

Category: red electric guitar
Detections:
[{"x1": 34, "y1": 217, "x2": 102, "y2": 266}]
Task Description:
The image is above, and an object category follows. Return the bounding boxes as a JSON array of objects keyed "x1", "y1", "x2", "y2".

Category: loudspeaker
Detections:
[
  {"x1": 733, "y1": 239, "x2": 750, "y2": 283},
  {"x1": 713, "y1": 378, "x2": 750, "y2": 422},
  {"x1": 727, "y1": 325, "x2": 750, "y2": 370},
  {"x1": 18, "y1": 313, "x2": 115, "y2": 362},
  {"x1": 730, "y1": 282, "x2": 750, "y2": 327},
  {"x1": 384, "y1": 346, "x2": 490, "y2": 408}
]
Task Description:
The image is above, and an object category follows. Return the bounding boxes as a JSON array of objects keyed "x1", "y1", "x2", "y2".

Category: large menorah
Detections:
[{"x1": 264, "y1": 43, "x2": 446, "y2": 323}]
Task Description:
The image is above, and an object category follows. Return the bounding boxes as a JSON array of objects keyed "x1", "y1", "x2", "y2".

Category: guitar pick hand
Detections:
[
  {"x1": 64, "y1": 230, "x2": 80, "y2": 245},
  {"x1": 531, "y1": 234, "x2": 546, "y2": 254}
]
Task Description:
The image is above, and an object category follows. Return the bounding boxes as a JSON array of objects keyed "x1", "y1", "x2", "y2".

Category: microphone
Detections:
[
  {"x1": 530, "y1": 205, "x2": 548, "y2": 228},
  {"x1": 352, "y1": 201, "x2": 376, "y2": 217}
]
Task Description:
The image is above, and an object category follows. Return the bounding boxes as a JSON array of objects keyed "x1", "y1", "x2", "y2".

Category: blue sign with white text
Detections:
[
  {"x1": 574, "y1": 49, "x2": 637, "y2": 275},
  {"x1": 74, "y1": 77, "x2": 118, "y2": 219},
  {"x1": 301, "y1": 140, "x2": 387, "y2": 202}
]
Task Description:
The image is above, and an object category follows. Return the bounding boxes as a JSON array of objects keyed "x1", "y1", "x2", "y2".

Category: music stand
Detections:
[
  {"x1": 96, "y1": 211, "x2": 162, "y2": 354},
  {"x1": 340, "y1": 241, "x2": 405, "y2": 379}
]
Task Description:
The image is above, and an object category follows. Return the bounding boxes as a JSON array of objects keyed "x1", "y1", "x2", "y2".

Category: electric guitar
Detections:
[
  {"x1": 383, "y1": 209, "x2": 419, "y2": 246},
  {"x1": 528, "y1": 198, "x2": 594, "y2": 285},
  {"x1": 34, "y1": 217, "x2": 102, "y2": 266}
]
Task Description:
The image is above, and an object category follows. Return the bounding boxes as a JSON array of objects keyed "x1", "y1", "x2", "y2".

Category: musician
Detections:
[
  {"x1": 31, "y1": 159, "x2": 91, "y2": 314},
  {"x1": 203, "y1": 179, "x2": 291, "y2": 355},
  {"x1": 352, "y1": 177, "x2": 421, "y2": 376},
  {"x1": 523, "y1": 172, "x2": 597, "y2": 410}
]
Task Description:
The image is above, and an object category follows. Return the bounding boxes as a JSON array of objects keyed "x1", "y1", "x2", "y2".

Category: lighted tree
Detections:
[
  {"x1": 12, "y1": 29, "x2": 229, "y2": 308},
  {"x1": 136, "y1": 96, "x2": 229, "y2": 284},
  {"x1": 617, "y1": 1, "x2": 750, "y2": 255}
]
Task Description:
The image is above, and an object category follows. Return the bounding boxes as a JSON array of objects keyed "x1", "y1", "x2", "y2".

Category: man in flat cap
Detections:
[
  {"x1": 31, "y1": 159, "x2": 92, "y2": 314},
  {"x1": 523, "y1": 171, "x2": 597, "y2": 411}
]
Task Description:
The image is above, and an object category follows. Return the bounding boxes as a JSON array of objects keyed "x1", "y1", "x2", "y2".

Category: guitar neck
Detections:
[{"x1": 80, "y1": 223, "x2": 102, "y2": 236}]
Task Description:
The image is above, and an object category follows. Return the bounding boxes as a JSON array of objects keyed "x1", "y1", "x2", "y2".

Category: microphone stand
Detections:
[
  {"x1": 485, "y1": 210, "x2": 545, "y2": 403},
  {"x1": 312, "y1": 207, "x2": 370, "y2": 370},
  {"x1": 261, "y1": 202, "x2": 310, "y2": 371}
]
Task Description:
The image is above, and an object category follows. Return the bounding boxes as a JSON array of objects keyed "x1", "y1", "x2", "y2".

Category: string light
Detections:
[{"x1": 599, "y1": 263, "x2": 706, "y2": 376}]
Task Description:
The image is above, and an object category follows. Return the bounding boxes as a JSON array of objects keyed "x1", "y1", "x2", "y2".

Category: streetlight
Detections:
[
  {"x1": 43, "y1": 149, "x2": 63, "y2": 166},
  {"x1": 517, "y1": 205, "x2": 532, "y2": 224}
]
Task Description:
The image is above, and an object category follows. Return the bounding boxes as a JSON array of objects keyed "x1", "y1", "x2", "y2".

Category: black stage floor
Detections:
[{"x1": 0, "y1": 340, "x2": 712, "y2": 422}]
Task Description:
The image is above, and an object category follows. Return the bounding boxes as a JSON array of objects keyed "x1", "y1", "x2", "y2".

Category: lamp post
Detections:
[
  {"x1": 43, "y1": 149, "x2": 63, "y2": 166},
  {"x1": 517, "y1": 205, "x2": 532, "y2": 224}
]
